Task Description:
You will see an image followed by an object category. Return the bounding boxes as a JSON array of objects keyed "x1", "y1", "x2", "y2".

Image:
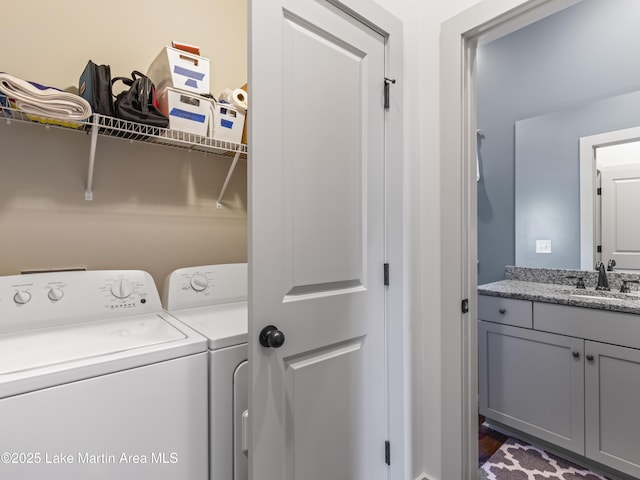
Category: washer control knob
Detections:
[
  {"x1": 48, "y1": 287, "x2": 64, "y2": 301},
  {"x1": 14, "y1": 290, "x2": 32, "y2": 305},
  {"x1": 111, "y1": 279, "x2": 134, "y2": 299},
  {"x1": 190, "y1": 274, "x2": 209, "y2": 292}
]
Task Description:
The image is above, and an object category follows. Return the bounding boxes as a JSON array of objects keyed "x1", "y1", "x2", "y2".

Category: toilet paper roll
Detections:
[
  {"x1": 219, "y1": 87, "x2": 248, "y2": 112},
  {"x1": 232, "y1": 88, "x2": 248, "y2": 111}
]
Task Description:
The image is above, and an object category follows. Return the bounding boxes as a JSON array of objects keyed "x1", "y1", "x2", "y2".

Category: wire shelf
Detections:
[
  {"x1": 93, "y1": 114, "x2": 247, "y2": 157},
  {"x1": 0, "y1": 106, "x2": 247, "y2": 202},
  {"x1": 0, "y1": 107, "x2": 247, "y2": 157}
]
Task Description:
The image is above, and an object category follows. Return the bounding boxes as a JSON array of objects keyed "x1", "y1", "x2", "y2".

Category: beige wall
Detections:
[
  {"x1": 0, "y1": 0, "x2": 248, "y2": 287},
  {"x1": 2, "y1": 0, "x2": 247, "y2": 97}
]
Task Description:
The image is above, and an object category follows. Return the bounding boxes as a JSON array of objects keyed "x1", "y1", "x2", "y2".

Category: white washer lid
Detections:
[
  {"x1": 168, "y1": 301, "x2": 247, "y2": 350},
  {"x1": 0, "y1": 314, "x2": 185, "y2": 375}
]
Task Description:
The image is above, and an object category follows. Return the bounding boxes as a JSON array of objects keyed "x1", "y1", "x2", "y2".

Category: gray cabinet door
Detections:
[
  {"x1": 585, "y1": 340, "x2": 640, "y2": 478},
  {"x1": 479, "y1": 321, "x2": 585, "y2": 454}
]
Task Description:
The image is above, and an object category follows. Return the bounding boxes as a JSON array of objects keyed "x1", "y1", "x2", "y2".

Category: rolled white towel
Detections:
[{"x1": 0, "y1": 72, "x2": 92, "y2": 121}]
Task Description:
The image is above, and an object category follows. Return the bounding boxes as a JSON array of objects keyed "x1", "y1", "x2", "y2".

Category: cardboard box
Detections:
[
  {"x1": 213, "y1": 101, "x2": 245, "y2": 144},
  {"x1": 157, "y1": 87, "x2": 212, "y2": 136},
  {"x1": 147, "y1": 46, "x2": 210, "y2": 95}
]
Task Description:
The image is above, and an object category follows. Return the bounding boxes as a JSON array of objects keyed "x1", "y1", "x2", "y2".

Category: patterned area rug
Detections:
[{"x1": 479, "y1": 437, "x2": 610, "y2": 480}]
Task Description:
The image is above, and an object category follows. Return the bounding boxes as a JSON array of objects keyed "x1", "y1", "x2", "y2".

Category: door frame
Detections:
[
  {"x1": 248, "y1": 0, "x2": 406, "y2": 478},
  {"x1": 439, "y1": 0, "x2": 584, "y2": 478}
]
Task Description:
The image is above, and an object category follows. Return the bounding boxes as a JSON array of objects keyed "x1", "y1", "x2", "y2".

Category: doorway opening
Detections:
[
  {"x1": 440, "y1": 1, "x2": 591, "y2": 479},
  {"x1": 443, "y1": 0, "x2": 640, "y2": 478},
  {"x1": 474, "y1": 3, "x2": 640, "y2": 480}
]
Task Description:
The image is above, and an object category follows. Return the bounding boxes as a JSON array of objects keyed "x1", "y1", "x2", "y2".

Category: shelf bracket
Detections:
[
  {"x1": 216, "y1": 147, "x2": 243, "y2": 209},
  {"x1": 85, "y1": 121, "x2": 99, "y2": 201}
]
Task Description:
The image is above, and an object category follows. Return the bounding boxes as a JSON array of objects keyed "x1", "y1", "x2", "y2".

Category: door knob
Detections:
[
  {"x1": 259, "y1": 325, "x2": 286, "y2": 348},
  {"x1": 572, "y1": 351, "x2": 580, "y2": 359},
  {"x1": 586, "y1": 354, "x2": 595, "y2": 362}
]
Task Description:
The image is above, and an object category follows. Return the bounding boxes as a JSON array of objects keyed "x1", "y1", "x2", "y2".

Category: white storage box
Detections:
[
  {"x1": 212, "y1": 102, "x2": 246, "y2": 144},
  {"x1": 147, "y1": 46, "x2": 210, "y2": 95},
  {"x1": 157, "y1": 87, "x2": 212, "y2": 136}
]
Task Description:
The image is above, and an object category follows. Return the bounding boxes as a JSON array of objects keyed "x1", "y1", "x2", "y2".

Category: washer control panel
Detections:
[
  {"x1": 0, "y1": 270, "x2": 162, "y2": 334},
  {"x1": 162, "y1": 263, "x2": 247, "y2": 311}
]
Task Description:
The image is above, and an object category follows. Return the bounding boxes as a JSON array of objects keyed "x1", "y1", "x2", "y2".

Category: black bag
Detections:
[
  {"x1": 112, "y1": 71, "x2": 169, "y2": 128},
  {"x1": 79, "y1": 60, "x2": 114, "y2": 117}
]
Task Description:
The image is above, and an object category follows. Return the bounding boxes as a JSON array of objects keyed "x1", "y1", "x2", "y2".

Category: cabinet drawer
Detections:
[
  {"x1": 478, "y1": 295, "x2": 532, "y2": 328},
  {"x1": 534, "y1": 302, "x2": 640, "y2": 350}
]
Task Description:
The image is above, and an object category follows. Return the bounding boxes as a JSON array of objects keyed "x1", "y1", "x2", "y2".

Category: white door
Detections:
[
  {"x1": 249, "y1": 0, "x2": 387, "y2": 478},
  {"x1": 600, "y1": 165, "x2": 640, "y2": 269}
]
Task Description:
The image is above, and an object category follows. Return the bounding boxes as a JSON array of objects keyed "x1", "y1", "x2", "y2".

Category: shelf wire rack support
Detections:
[
  {"x1": 217, "y1": 147, "x2": 243, "y2": 209},
  {"x1": 85, "y1": 121, "x2": 99, "y2": 201},
  {"x1": 1, "y1": 108, "x2": 247, "y2": 202}
]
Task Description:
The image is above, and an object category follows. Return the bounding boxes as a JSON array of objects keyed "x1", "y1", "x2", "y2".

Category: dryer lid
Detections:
[{"x1": 168, "y1": 302, "x2": 247, "y2": 350}]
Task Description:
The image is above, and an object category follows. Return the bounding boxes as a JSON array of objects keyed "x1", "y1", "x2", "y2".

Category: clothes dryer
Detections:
[
  {"x1": 162, "y1": 263, "x2": 248, "y2": 480},
  {"x1": 0, "y1": 269, "x2": 208, "y2": 480}
]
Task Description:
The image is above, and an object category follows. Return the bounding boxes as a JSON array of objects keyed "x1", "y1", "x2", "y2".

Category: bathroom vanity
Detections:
[{"x1": 478, "y1": 267, "x2": 640, "y2": 479}]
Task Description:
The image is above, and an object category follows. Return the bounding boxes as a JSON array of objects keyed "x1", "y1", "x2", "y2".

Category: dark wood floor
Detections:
[{"x1": 478, "y1": 415, "x2": 509, "y2": 467}]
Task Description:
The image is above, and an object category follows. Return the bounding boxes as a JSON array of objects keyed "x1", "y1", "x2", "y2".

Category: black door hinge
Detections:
[
  {"x1": 384, "y1": 263, "x2": 389, "y2": 286},
  {"x1": 384, "y1": 78, "x2": 396, "y2": 110},
  {"x1": 461, "y1": 298, "x2": 469, "y2": 314},
  {"x1": 597, "y1": 245, "x2": 602, "y2": 253},
  {"x1": 385, "y1": 440, "x2": 390, "y2": 465},
  {"x1": 597, "y1": 187, "x2": 602, "y2": 195}
]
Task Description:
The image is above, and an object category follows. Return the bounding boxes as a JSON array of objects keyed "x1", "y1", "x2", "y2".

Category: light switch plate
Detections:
[{"x1": 536, "y1": 239, "x2": 552, "y2": 254}]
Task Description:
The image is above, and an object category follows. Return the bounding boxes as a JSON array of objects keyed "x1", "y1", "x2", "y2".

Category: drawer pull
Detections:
[{"x1": 499, "y1": 308, "x2": 506, "y2": 315}]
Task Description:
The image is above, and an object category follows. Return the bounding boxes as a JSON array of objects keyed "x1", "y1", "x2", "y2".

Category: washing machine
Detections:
[
  {"x1": 0, "y1": 269, "x2": 208, "y2": 480},
  {"x1": 162, "y1": 263, "x2": 248, "y2": 480}
]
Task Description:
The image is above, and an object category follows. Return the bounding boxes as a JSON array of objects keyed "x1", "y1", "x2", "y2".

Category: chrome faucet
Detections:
[{"x1": 596, "y1": 262, "x2": 610, "y2": 291}]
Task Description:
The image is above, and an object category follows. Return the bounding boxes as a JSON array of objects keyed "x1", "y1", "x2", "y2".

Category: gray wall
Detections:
[
  {"x1": 514, "y1": 91, "x2": 640, "y2": 268},
  {"x1": 477, "y1": 0, "x2": 640, "y2": 284}
]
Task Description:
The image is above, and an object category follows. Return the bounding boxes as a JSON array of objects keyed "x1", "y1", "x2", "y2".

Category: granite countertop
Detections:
[{"x1": 478, "y1": 266, "x2": 640, "y2": 315}]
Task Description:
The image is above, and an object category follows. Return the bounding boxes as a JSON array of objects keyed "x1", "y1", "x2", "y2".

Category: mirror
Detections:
[
  {"x1": 514, "y1": 89, "x2": 640, "y2": 271},
  {"x1": 579, "y1": 128, "x2": 640, "y2": 270}
]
